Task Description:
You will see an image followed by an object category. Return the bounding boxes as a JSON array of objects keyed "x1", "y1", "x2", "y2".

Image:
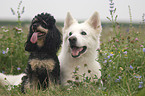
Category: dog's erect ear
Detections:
[
  {"x1": 64, "y1": 12, "x2": 77, "y2": 30},
  {"x1": 85, "y1": 11, "x2": 101, "y2": 29}
]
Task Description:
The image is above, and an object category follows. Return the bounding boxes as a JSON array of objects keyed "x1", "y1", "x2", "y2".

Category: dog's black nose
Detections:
[
  {"x1": 69, "y1": 37, "x2": 77, "y2": 47},
  {"x1": 32, "y1": 23, "x2": 39, "y2": 31},
  {"x1": 69, "y1": 37, "x2": 77, "y2": 43}
]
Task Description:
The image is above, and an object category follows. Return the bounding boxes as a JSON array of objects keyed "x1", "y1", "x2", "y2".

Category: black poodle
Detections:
[{"x1": 21, "y1": 13, "x2": 62, "y2": 93}]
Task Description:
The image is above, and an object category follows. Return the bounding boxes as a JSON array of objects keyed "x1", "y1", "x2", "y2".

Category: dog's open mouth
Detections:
[
  {"x1": 30, "y1": 32, "x2": 46, "y2": 44},
  {"x1": 70, "y1": 46, "x2": 87, "y2": 58},
  {"x1": 37, "y1": 32, "x2": 46, "y2": 38}
]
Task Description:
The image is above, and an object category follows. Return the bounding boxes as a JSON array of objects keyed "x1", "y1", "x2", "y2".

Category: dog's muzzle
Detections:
[
  {"x1": 30, "y1": 24, "x2": 48, "y2": 44},
  {"x1": 69, "y1": 37, "x2": 87, "y2": 58},
  {"x1": 69, "y1": 36, "x2": 77, "y2": 48}
]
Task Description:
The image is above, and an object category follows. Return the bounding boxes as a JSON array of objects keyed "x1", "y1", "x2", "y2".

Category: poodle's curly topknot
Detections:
[{"x1": 32, "y1": 13, "x2": 56, "y2": 28}]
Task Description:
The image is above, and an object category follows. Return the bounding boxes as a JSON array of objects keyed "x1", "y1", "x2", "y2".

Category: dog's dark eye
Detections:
[
  {"x1": 69, "y1": 32, "x2": 72, "y2": 36},
  {"x1": 81, "y1": 31, "x2": 87, "y2": 35}
]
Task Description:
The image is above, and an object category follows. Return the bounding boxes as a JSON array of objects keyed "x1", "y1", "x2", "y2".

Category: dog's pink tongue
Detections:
[
  {"x1": 72, "y1": 47, "x2": 83, "y2": 56},
  {"x1": 30, "y1": 32, "x2": 38, "y2": 44}
]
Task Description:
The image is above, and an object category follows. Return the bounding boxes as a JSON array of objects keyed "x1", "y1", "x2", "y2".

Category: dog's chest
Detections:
[
  {"x1": 72, "y1": 64, "x2": 94, "y2": 75},
  {"x1": 29, "y1": 59, "x2": 55, "y2": 71}
]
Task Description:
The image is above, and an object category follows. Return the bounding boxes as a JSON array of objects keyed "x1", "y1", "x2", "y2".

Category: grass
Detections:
[
  {"x1": 0, "y1": 0, "x2": 145, "y2": 95},
  {"x1": 0, "y1": 21, "x2": 144, "y2": 96}
]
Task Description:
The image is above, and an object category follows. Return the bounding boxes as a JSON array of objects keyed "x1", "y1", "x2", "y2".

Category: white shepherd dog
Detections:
[{"x1": 59, "y1": 11, "x2": 102, "y2": 85}]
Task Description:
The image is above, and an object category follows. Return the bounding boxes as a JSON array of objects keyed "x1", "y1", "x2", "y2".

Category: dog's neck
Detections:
[{"x1": 29, "y1": 52, "x2": 56, "y2": 60}]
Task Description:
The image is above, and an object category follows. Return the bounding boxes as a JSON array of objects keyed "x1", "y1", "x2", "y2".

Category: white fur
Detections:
[
  {"x1": 0, "y1": 73, "x2": 26, "y2": 90},
  {"x1": 59, "y1": 11, "x2": 102, "y2": 85}
]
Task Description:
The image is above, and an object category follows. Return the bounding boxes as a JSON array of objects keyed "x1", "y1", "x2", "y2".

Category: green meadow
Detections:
[{"x1": 0, "y1": 1, "x2": 145, "y2": 96}]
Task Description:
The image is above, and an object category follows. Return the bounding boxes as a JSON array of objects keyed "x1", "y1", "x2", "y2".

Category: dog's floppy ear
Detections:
[
  {"x1": 85, "y1": 11, "x2": 101, "y2": 29},
  {"x1": 64, "y1": 12, "x2": 77, "y2": 30}
]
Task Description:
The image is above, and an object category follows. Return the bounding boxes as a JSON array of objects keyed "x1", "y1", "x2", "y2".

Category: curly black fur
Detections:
[
  {"x1": 25, "y1": 13, "x2": 61, "y2": 53},
  {"x1": 21, "y1": 13, "x2": 62, "y2": 93}
]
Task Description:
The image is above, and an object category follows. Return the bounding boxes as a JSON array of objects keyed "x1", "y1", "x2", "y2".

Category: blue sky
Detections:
[{"x1": 0, "y1": 0, "x2": 144, "y2": 23}]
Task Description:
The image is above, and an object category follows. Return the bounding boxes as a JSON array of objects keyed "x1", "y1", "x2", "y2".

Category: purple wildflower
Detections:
[
  {"x1": 138, "y1": 84, "x2": 143, "y2": 88},
  {"x1": 135, "y1": 38, "x2": 139, "y2": 41},
  {"x1": 104, "y1": 58, "x2": 107, "y2": 60},
  {"x1": 108, "y1": 75, "x2": 111, "y2": 78},
  {"x1": 139, "y1": 82, "x2": 143, "y2": 84},
  {"x1": 3, "y1": 29, "x2": 9, "y2": 32},
  {"x1": 110, "y1": 53, "x2": 114, "y2": 57},
  {"x1": 103, "y1": 60, "x2": 107, "y2": 63},
  {"x1": 115, "y1": 76, "x2": 122, "y2": 83},
  {"x1": 126, "y1": 28, "x2": 129, "y2": 32},
  {"x1": 116, "y1": 39, "x2": 119, "y2": 42},
  {"x1": 2, "y1": 48, "x2": 9, "y2": 54},
  {"x1": 123, "y1": 51, "x2": 127, "y2": 54},
  {"x1": 134, "y1": 76, "x2": 142, "y2": 79},
  {"x1": 130, "y1": 65, "x2": 133, "y2": 69},
  {"x1": 140, "y1": 45, "x2": 143, "y2": 47},
  {"x1": 6, "y1": 48, "x2": 9, "y2": 53},
  {"x1": 107, "y1": 56, "x2": 110, "y2": 59},
  {"x1": 73, "y1": 70, "x2": 76, "y2": 73},
  {"x1": 2, "y1": 51, "x2": 6, "y2": 54},
  {"x1": 1, "y1": 26, "x2": 4, "y2": 29},
  {"x1": 143, "y1": 48, "x2": 145, "y2": 52},
  {"x1": 115, "y1": 79, "x2": 120, "y2": 82},
  {"x1": 138, "y1": 82, "x2": 143, "y2": 88},
  {"x1": 119, "y1": 76, "x2": 122, "y2": 79},
  {"x1": 17, "y1": 67, "x2": 21, "y2": 70}
]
